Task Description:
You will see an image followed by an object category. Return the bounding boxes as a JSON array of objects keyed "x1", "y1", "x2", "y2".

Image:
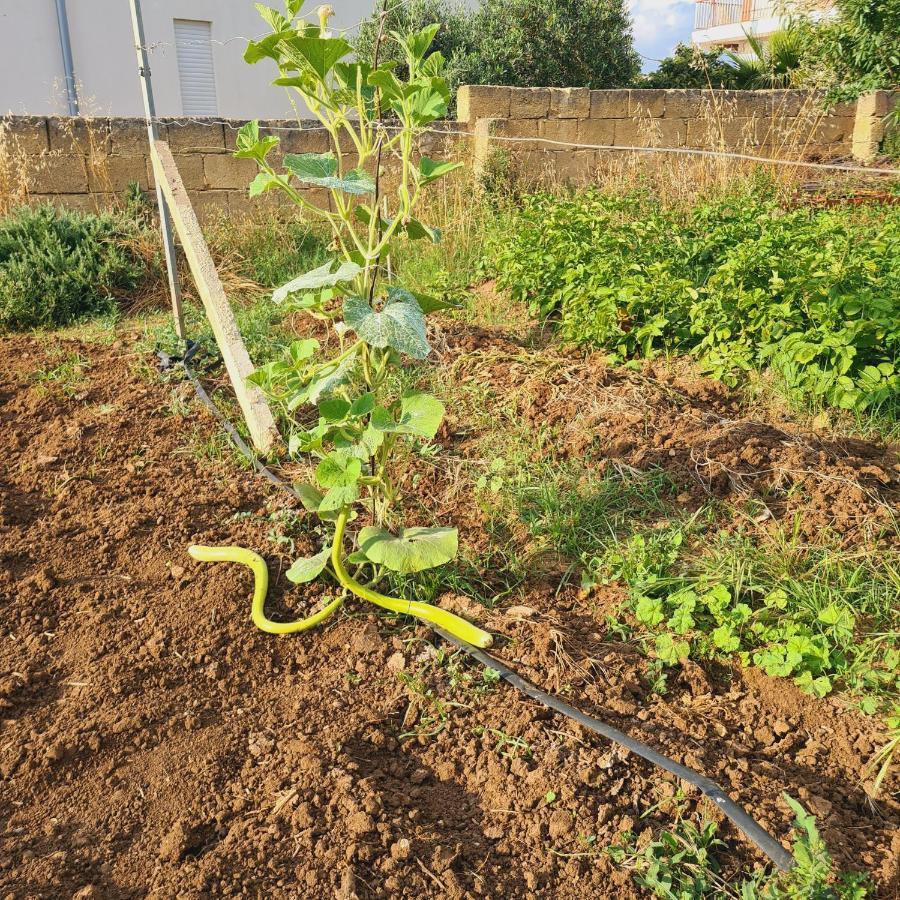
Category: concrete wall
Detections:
[
  {"x1": 0, "y1": 0, "x2": 391, "y2": 118},
  {"x1": 458, "y1": 86, "x2": 894, "y2": 185}
]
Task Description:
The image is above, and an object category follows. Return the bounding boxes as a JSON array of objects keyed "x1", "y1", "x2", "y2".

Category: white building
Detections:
[
  {"x1": 691, "y1": 0, "x2": 833, "y2": 53},
  {"x1": 0, "y1": 1, "x2": 406, "y2": 118}
]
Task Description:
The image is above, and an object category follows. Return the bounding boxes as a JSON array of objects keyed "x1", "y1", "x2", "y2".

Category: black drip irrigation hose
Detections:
[{"x1": 162, "y1": 345, "x2": 795, "y2": 873}]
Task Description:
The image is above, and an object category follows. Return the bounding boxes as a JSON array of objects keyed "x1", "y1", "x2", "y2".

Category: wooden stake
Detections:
[{"x1": 149, "y1": 139, "x2": 279, "y2": 453}]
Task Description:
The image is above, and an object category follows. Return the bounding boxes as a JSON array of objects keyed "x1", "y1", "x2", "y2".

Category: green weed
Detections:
[{"x1": 609, "y1": 796, "x2": 871, "y2": 898}]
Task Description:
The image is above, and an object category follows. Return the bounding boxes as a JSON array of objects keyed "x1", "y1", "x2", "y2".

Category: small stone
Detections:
[
  {"x1": 170, "y1": 565, "x2": 186, "y2": 579},
  {"x1": 386, "y1": 652, "x2": 405, "y2": 673},
  {"x1": 390, "y1": 838, "x2": 411, "y2": 861}
]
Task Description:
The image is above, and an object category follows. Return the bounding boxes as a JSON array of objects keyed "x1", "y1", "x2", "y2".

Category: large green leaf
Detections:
[
  {"x1": 286, "y1": 547, "x2": 331, "y2": 584},
  {"x1": 343, "y1": 294, "x2": 430, "y2": 359},
  {"x1": 279, "y1": 35, "x2": 353, "y2": 81},
  {"x1": 284, "y1": 153, "x2": 375, "y2": 195},
  {"x1": 358, "y1": 526, "x2": 458, "y2": 574},
  {"x1": 273, "y1": 260, "x2": 362, "y2": 304},
  {"x1": 372, "y1": 394, "x2": 444, "y2": 440},
  {"x1": 315, "y1": 449, "x2": 361, "y2": 489}
]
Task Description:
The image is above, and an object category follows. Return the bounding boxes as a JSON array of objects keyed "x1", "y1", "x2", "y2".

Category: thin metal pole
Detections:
[
  {"x1": 128, "y1": 0, "x2": 186, "y2": 341},
  {"x1": 53, "y1": 0, "x2": 79, "y2": 115}
]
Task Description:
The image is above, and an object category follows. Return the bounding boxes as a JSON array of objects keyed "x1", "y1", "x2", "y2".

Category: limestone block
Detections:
[
  {"x1": 589, "y1": 90, "x2": 630, "y2": 119},
  {"x1": 628, "y1": 90, "x2": 665, "y2": 118},
  {"x1": 203, "y1": 154, "x2": 257, "y2": 190},
  {"x1": 538, "y1": 118, "x2": 580, "y2": 145},
  {"x1": 190, "y1": 190, "x2": 232, "y2": 223},
  {"x1": 548, "y1": 150, "x2": 598, "y2": 185},
  {"x1": 30, "y1": 155, "x2": 89, "y2": 193},
  {"x1": 509, "y1": 88, "x2": 551, "y2": 119},
  {"x1": 2, "y1": 116, "x2": 49, "y2": 154},
  {"x1": 164, "y1": 119, "x2": 224, "y2": 153},
  {"x1": 550, "y1": 88, "x2": 590, "y2": 118},
  {"x1": 577, "y1": 118, "x2": 615, "y2": 146},
  {"x1": 88, "y1": 154, "x2": 149, "y2": 192},
  {"x1": 108, "y1": 119, "x2": 150, "y2": 156},
  {"x1": 48, "y1": 117, "x2": 110, "y2": 154},
  {"x1": 614, "y1": 117, "x2": 686, "y2": 148},
  {"x1": 28, "y1": 193, "x2": 101, "y2": 213},
  {"x1": 457, "y1": 85, "x2": 512, "y2": 123},
  {"x1": 170, "y1": 154, "x2": 206, "y2": 190},
  {"x1": 662, "y1": 90, "x2": 703, "y2": 120}
]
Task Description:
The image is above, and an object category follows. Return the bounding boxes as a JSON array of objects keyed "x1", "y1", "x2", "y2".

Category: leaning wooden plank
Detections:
[{"x1": 150, "y1": 139, "x2": 280, "y2": 454}]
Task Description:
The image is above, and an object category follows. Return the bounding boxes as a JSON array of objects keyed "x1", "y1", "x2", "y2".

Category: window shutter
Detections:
[{"x1": 174, "y1": 20, "x2": 218, "y2": 116}]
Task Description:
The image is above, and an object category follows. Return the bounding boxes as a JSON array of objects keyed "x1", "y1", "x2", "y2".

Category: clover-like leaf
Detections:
[
  {"x1": 343, "y1": 294, "x2": 430, "y2": 359},
  {"x1": 273, "y1": 260, "x2": 362, "y2": 304},
  {"x1": 655, "y1": 633, "x2": 690, "y2": 665},
  {"x1": 286, "y1": 546, "x2": 331, "y2": 584},
  {"x1": 358, "y1": 526, "x2": 458, "y2": 574}
]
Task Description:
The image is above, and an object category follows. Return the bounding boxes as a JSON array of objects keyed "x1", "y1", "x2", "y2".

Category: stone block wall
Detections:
[
  {"x1": 0, "y1": 91, "x2": 895, "y2": 217},
  {"x1": 0, "y1": 116, "x2": 455, "y2": 220},
  {"x1": 459, "y1": 86, "x2": 898, "y2": 185}
]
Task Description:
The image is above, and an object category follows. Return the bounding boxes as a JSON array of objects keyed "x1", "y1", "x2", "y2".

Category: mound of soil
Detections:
[{"x1": 1, "y1": 333, "x2": 897, "y2": 898}]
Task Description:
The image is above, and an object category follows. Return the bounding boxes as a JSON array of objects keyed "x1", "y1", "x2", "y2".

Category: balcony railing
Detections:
[{"x1": 693, "y1": 0, "x2": 775, "y2": 29}]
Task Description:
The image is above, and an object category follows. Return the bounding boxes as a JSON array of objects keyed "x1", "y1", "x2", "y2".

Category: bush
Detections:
[
  {"x1": 355, "y1": 0, "x2": 639, "y2": 96},
  {"x1": 490, "y1": 188, "x2": 900, "y2": 412},
  {"x1": 0, "y1": 203, "x2": 150, "y2": 330},
  {"x1": 636, "y1": 43, "x2": 740, "y2": 89},
  {"x1": 795, "y1": 0, "x2": 899, "y2": 112}
]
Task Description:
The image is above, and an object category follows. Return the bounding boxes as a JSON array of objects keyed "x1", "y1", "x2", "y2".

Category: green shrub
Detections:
[
  {"x1": 0, "y1": 203, "x2": 150, "y2": 330},
  {"x1": 490, "y1": 188, "x2": 900, "y2": 412}
]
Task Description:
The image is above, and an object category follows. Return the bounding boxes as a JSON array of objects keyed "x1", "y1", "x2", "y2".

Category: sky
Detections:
[{"x1": 627, "y1": 0, "x2": 696, "y2": 70}]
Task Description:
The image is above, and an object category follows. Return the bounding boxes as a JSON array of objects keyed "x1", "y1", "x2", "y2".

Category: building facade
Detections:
[
  {"x1": 0, "y1": 0, "x2": 406, "y2": 119},
  {"x1": 691, "y1": 0, "x2": 832, "y2": 53}
]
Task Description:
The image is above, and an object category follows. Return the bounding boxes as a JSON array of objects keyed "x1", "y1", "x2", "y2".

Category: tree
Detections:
[
  {"x1": 635, "y1": 43, "x2": 740, "y2": 89},
  {"x1": 355, "y1": 0, "x2": 640, "y2": 94},
  {"x1": 355, "y1": 0, "x2": 477, "y2": 101},
  {"x1": 468, "y1": 0, "x2": 640, "y2": 88}
]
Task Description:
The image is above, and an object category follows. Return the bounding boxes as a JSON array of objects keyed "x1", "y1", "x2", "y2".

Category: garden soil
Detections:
[{"x1": 1, "y1": 330, "x2": 898, "y2": 899}]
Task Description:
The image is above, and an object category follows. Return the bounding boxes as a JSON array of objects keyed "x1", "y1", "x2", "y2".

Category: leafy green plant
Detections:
[
  {"x1": 724, "y1": 27, "x2": 805, "y2": 89},
  {"x1": 0, "y1": 203, "x2": 151, "y2": 330},
  {"x1": 605, "y1": 526, "x2": 899, "y2": 708},
  {"x1": 490, "y1": 188, "x2": 900, "y2": 413},
  {"x1": 237, "y1": 3, "x2": 490, "y2": 641},
  {"x1": 609, "y1": 796, "x2": 871, "y2": 898}
]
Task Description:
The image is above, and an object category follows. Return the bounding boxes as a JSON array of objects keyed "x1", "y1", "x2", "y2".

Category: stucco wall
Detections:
[{"x1": 0, "y1": 0, "x2": 439, "y2": 118}]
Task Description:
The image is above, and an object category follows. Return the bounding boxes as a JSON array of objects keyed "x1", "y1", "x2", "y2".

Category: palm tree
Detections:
[{"x1": 725, "y1": 26, "x2": 805, "y2": 89}]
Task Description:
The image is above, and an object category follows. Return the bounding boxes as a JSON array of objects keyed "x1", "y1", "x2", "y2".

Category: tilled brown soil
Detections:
[{"x1": 1, "y1": 332, "x2": 898, "y2": 899}]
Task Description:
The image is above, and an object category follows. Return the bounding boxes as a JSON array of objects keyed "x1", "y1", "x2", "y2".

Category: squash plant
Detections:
[{"x1": 237, "y1": 3, "x2": 492, "y2": 647}]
